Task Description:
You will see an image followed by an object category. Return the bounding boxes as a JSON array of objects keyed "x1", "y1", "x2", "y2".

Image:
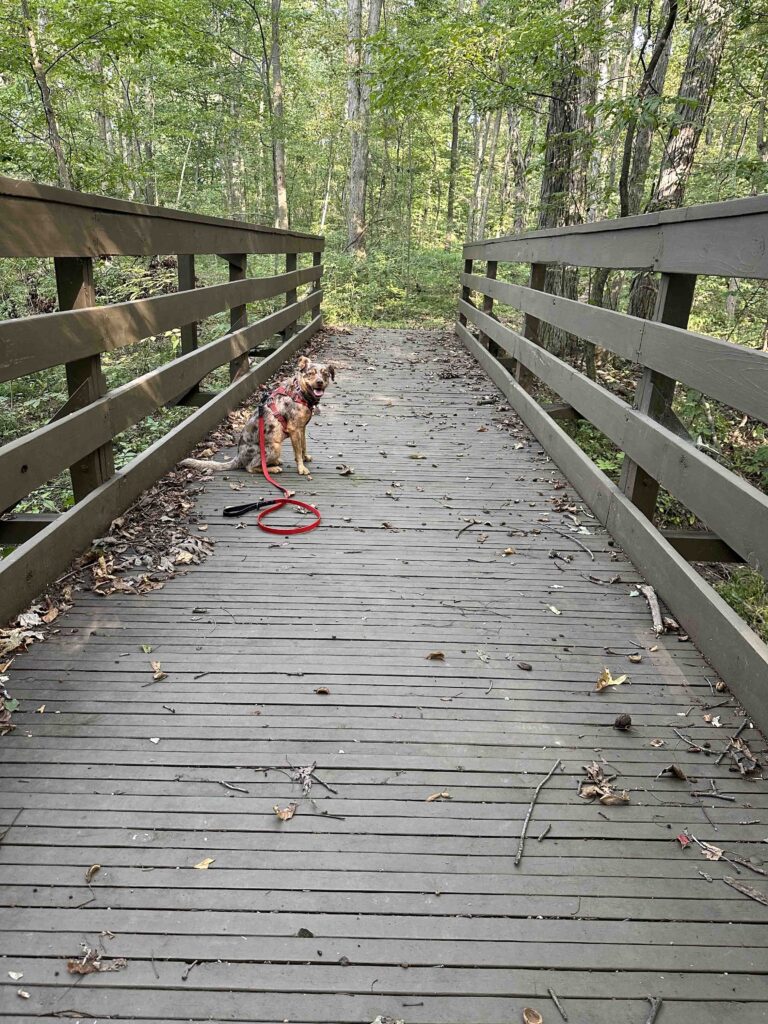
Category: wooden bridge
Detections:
[{"x1": 1, "y1": 178, "x2": 768, "y2": 1022}]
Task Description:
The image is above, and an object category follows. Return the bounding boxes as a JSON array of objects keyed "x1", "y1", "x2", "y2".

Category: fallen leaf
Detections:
[
  {"x1": 599, "y1": 790, "x2": 630, "y2": 805},
  {"x1": 502, "y1": 547, "x2": 516, "y2": 556},
  {"x1": 408, "y1": 452, "x2": 426, "y2": 460},
  {"x1": 175, "y1": 550, "x2": 194, "y2": 565},
  {"x1": 659, "y1": 763, "x2": 687, "y2": 780},
  {"x1": 17, "y1": 990, "x2": 29, "y2": 999},
  {"x1": 595, "y1": 667, "x2": 628, "y2": 692},
  {"x1": 476, "y1": 650, "x2": 489, "y2": 663},
  {"x1": 517, "y1": 662, "x2": 533, "y2": 671},
  {"x1": 42, "y1": 606, "x2": 59, "y2": 624},
  {"x1": 141, "y1": 644, "x2": 153, "y2": 654},
  {"x1": 701, "y1": 842, "x2": 723, "y2": 862},
  {"x1": 150, "y1": 660, "x2": 167, "y2": 681},
  {"x1": 548, "y1": 605, "x2": 562, "y2": 616},
  {"x1": 314, "y1": 686, "x2": 330, "y2": 695},
  {"x1": 650, "y1": 645, "x2": 659, "y2": 652},
  {"x1": 149, "y1": 737, "x2": 160, "y2": 744},
  {"x1": 36, "y1": 704, "x2": 45, "y2": 714},
  {"x1": 426, "y1": 651, "x2": 445, "y2": 661},
  {"x1": 336, "y1": 464, "x2": 354, "y2": 476},
  {"x1": 8, "y1": 972, "x2": 22, "y2": 981},
  {"x1": 85, "y1": 864, "x2": 101, "y2": 883},
  {"x1": 426, "y1": 791, "x2": 452, "y2": 802},
  {"x1": 274, "y1": 803, "x2": 298, "y2": 821},
  {"x1": 676, "y1": 833, "x2": 691, "y2": 848},
  {"x1": 193, "y1": 858, "x2": 215, "y2": 869},
  {"x1": 628, "y1": 653, "x2": 643, "y2": 664},
  {"x1": 650, "y1": 738, "x2": 665, "y2": 748},
  {"x1": 197, "y1": 524, "x2": 209, "y2": 531}
]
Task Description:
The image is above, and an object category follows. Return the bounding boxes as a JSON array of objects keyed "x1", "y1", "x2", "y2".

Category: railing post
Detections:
[
  {"x1": 311, "y1": 250, "x2": 322, "y2": 323},
  {"x1": 226, "y1": 253, "x2": 248, "y2": 381},
  {"x1": 54, "y1": 256, "x2": 114, "y2": 501},
  {"x1": 515, "y1": 261, "x2": 546, "y2": 390},
  {"x1": 177, "y1": 254, "x2": 199, "y2": 401},
  {"x1": 619, "y1": 272, "x2": 697, "y2": 519},
  {"x1": 480, "y1": 260, "x2": 498, "y2": 355},
  {"x1": 458, "y1": 257, "x2": 474, "y2": 325},
  {"x1": 282, "y1": 251, "x2": 298, "y2": 341}
]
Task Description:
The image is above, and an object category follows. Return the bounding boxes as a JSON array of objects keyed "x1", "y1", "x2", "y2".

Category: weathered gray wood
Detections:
[
  {"x1": 517, "y1": 261, "x2": 546, "y2": 389},
  {"x1": 176, "y1": 253, "x2": 199, "y2": 404},
  {"x1": 464, "y1": 193, "x2": 768, "y2": 277},
  {"x1": 460, "y1": 301, "x2": 768, "y2": 575},
  {"x1": 479, "y1": 260, "x2": 498, "y2": 353},
  {"x1": 282, "y1": 252, "x2": 299, "y2": 340},
  {"x1": 457, "y1": 320, "x2": 768, "y2": 727},
  {"x1": 53, "y1": 256, "x2": 115, "y2": 500},
  {"x1": 461, "y1": 272, "x2": 768, "y2": 422},
  {"x1": 225, "y1": 253, "x2": 249, "y2": 381},
  {"x1": 662, "y1": 529, "x2": 742, "y2": 563},
  {"x1": 311, "y1": 251, "x2": 323, "y2": 321},
  {"x1": 0, "y1": 292, "x2": 320, "y2": 512},
  {"x1": 0, "y1": 266, "x2": 322, "y2": 384},
  {"x1": 0, "y1": 512, "x2": 58, "y2": 544},
  {"x1": 620, "y1": 273, "x2": 696, "y2": 517},
  {"x1": 0, "y1": 174, "x2": 323, "y2": 257},
  {"x1": 0, "y1": 315, "x2": 321, "y2": 624},
  {"x1": 458, "y1": 257, "x2": 474, "y2": 325}
]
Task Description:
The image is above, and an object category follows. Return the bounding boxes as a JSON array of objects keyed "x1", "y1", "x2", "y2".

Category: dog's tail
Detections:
[{"x1": 180, "y1": 456, "x2": 240, "y2": 472}]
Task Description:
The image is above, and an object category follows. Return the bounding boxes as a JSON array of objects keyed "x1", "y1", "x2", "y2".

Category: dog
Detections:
[{"x1": 181, "y1": 356, "x2": 335, "y2": 478}]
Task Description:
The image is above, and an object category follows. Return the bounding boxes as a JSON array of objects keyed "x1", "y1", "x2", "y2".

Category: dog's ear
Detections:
[
  {"x1": 327, "y1": 362, "x2": 336, "y2": 381},
  {"x1": 297, "y1": 355, "x2": 310, "y2": 371}
]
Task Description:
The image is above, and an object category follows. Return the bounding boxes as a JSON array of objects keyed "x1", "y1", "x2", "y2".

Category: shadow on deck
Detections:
[{"x1": 1, "y1": 327, "x2": 767, "y2": 1023}]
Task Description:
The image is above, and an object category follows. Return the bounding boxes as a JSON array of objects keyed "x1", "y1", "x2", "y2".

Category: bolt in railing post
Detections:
[
  {"x1": 54, "y1": 256, "x2": 114, "y2": 501},
  {"x1": 515, "y1": 261, "x2": 547, "y2": 390},
  {"x1": 227, "y1": 253, "x2": 249, "y2": 381},
  {"x1": 619, "y1": 272, "x2": 697, "y2": 520}
]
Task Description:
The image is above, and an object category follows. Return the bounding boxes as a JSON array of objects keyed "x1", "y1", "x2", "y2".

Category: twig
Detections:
[
  {"x1": 723, "y1": 876, "x2": 768, "y2": 906},
  {"x1": 715, "y1": 719, "x2": 749, "y2": 765},
  {"x1": 456, "y1": 518, "x2": 481, "y2": 538},
  {"x1": 514, "y1": 759, "x2": 561, "y2": 867},
  {"x1": 645, "y1": 995, "x2": 663, "y2": 1024},
  {"x1": 537, "y1": 823, "x2": 552, "y2": 842},
  {"x1": 548, "y1": 986, "x2": 568, "y2": 1021},
  {"x1": 485, "y1": 679, "x2": 494, "y2": 695},
  {"x1": 553, "y1": 528, "x2": 594, "y2": 561},
  {"x1": 181, "y1": 959, "x2": 200, "y2": 981},
  {"x1": 638, "y1": 584, "x2": 664, "y2": 635},
  {"x1": 218, "y1": 780, "x2": 248, "y2": 794},
  {"x1": 672, "y1": 727, "x2": 704, "y2": 752},
  {"x1": 0, "y1": 808, "x2": 23, "y2": 844},
  {"x1": 310, "y1": 771, "x2": 338, "y2": 795}
]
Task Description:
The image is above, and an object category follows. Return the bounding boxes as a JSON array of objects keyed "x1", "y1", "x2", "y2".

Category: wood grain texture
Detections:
[{"x1": 1, "y1": 328, "x2": 767, "y2": 1022}]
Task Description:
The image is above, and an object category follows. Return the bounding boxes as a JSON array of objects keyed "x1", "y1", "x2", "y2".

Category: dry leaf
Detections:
[
  {"x1": 149, "y1": 737, "x2": 160, "y2": 744},
  {"x1": 599, "y1": 790, "x2": 630, "y2": 805},
  {"x1": 650, "y1": 645, "x2": 659, "y2": 652},
  {"x1": 701, "y1": 842, "x2": 723, "y2": 862},
  {"x1": 314, "y1": 686, "x2": 330, "y2": 695},
  {"x1": 85, "y1": 864, "x2": 101, "y2": 883},
  {"x1": 17, "y1": 990, "x2": 29, "y2": 999},
  {"x1": 628, "y1": 653, "x2": 643, "y2": 664},
  {"x1": 8, "y1": 972, "x2": 22, "y2": 981},
  {"x1": 150, "y1": 660, "x2": 167, "y2": 681},
  {"x1": 676, "y1": 833, "x2": 691, "y2": 848},
  {"x1": 175, "y1": 550, "x2": 194, "y2": 565},
  {"x1": 659, "y1": 763, "x2": 687, "y2": 780},
  {"x1": 517, "y1": 662, "x2": 533, "y2": 671},
  {"x1": 649, "y1": 738, "x2": 665, "y2": 748},
  {"x1": 193, "y1": 858, "x2": 215, "y2": 870},
  {"x1": 502, "y1": 547, "x2": 516, "y2": 556},
  {"x1": 426, "y1": 651, "x2": 445, "y2": 661},
  {"x1": 336, "y1": 464, "x2": 354, "y2": 476},
  {"x1": 141, "y1": 644, "x2": 153, "y2": 654},
  {"x1": 426, "y1": 791, "x2": 452, "y2": 802},
  {"x1": 548, "y1": 605, "x2": 562, "y2": 616},
  {"x1": 274, "y1": 803, "x2": 298, "y2": 821},
  {"x1": 42, "y1": 606, "x2": 59, "y2": 624},
  {"x1": 595, "y1": 667, "x2": 628, "y2": 692},
  {"x1": 408, "y1": 452, "x2": 426, "y2": 460},
  {"x1": 36, "y1": 704, "x2": 45, "y2": 714}
]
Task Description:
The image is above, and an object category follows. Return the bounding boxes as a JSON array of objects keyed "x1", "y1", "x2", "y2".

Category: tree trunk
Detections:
[
  {"x1": 629, "y1": 0, "x2": 728, "y2": 318},
  {"x1": 270, "y1": 0, "x2": 289, "y2": 229},
  {"x1": 320, "y1": 139, "x2": 335, "y2": 230},
  {"x1": 476, "y1": 107, "x2": 502, "y2": 239},
  {"x1": 21, "y1": 0, "x2": 71, "y2": 188},
  {"x1": 346, "y1": 0, "x2": 383, "y2": 255},
  {"x1": 467, "y1": 111, "x2": 490, "y2": 241},
  {"x1": 445, "y1": 102, "x2": 460, "y2": 246}
]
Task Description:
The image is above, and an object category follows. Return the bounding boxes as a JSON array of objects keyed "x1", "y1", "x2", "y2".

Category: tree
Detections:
[{"x1": 346, "y1": 0, "x2": 382, "y2": 255}]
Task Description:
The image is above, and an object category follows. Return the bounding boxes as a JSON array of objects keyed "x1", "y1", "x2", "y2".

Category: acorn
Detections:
[{"x1": 613, "y1": 713, "x2": 632, "y2": 731}]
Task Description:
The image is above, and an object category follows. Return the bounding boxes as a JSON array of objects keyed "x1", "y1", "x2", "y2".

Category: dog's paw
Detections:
[
  {"x1": 268, "y1": 465, "x2": 282, "y2": 474},
  {"x1": 298, "y1": 466, "x2": 312, "y2": 478}
]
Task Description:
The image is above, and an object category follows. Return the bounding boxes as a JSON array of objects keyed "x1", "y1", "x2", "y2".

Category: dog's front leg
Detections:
[
  {"x1": 288, "y1": 428, "x2": 311, "y2": 477},
  {"x1": 301, "y1": 426, "x2": 312, "y2": 463}
]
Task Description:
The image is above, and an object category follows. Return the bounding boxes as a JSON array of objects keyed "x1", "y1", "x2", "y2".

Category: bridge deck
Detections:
[{"x1": 1, "y1": 327, "x2": 767, "y2": 1023}]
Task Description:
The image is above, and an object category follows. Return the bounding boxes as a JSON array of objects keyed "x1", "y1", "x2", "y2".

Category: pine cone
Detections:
[{"x1": 613, "y1": 713, "x2": 632, "y2": 731}]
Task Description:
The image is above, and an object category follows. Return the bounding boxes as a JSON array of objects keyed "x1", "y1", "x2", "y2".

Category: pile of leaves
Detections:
[{"x1": 577, "y1": 761, "x2": 630, "y2": 806}]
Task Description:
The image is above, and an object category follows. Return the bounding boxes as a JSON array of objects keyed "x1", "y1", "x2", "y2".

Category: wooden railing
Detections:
[
  {"x1": 456, "y1": 196, "x2": 768, "y2": 720},
  {"x1": 0, "y1": 177, "x2": 324, "y2": 623}
]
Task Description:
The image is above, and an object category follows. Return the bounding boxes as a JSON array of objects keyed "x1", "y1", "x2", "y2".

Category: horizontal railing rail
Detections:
[
  {"x1": 456, "y1": 196, "x2": 768, "y2": 728},
  {"x1": 0, "y1": 177, "x2": 325, "y2": 623}
]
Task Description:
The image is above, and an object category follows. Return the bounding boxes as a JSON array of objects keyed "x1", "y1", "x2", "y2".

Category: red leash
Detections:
[{"x1": 254, "y1": 413, "x2": 322, "y2": 535}]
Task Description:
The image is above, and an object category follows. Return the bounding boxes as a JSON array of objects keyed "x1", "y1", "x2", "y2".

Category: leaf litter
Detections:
[{"x1": 578, "y1": 762, "x2": 630, "y2": 805}]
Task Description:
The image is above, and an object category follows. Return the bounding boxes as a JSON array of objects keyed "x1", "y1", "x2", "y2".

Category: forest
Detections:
[{"x1": 1, "y1": 0, "x2": 767, "y2": 632}]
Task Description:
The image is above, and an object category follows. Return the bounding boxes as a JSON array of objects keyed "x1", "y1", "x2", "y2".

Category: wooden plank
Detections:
[
  {"x1": 176, "y1": 253, "x2": 199, "y2": 404},
  {"x1": 0, "y1": 512, "x2": 58, "y2": 545},
  {"x1": 0, "y1": 266, "x2": 322, "y2": 384},
  {"x1": 662, "y1": 529, "x2": 742, "y2": 563},
  {"x1": 53, "y1": 256, "x2": 114, "y2": 501},
  {"x1": 457, "y1": 320, "x2": 768, "y2": 731},
  {"x1": 224, "y1": 253, "x2": 249, "y2": 381},
  {"x1": 460, "y1": 301, "x2": 768, "y2": 574},
  {"x1": 458, "y1": 257, "x2": 474, "y2": 326},
  {"x1": 0, "y1": 174, "x2": 323, "y2": 257},
  {"x1": 0, "y1": 292, "x2": 320, "y2": 512},
  {"x1": 282, "y1": 252, "x2": 298, "y2": 340},
  {"x1": 620, "y1": 273, "x2": 696, "y2": 517},
  {"x1": 479, "y1": 260, "x2": 498, "y2": 353},
  {"x1": 517, "y1": 261, "x2": 546, "y2": 389},
  {"x1": 311, "y1": 251, "x2": 323, "y2": 321},
  {"x1": 0, "y1": 315, "x2": 322, "y2": 624},
  {"x1": 463, "y1": 193, "x2": 768, "y2": 277},
  {"x1": 461, "y1": 272, "x2": 768, "y2": 422}
]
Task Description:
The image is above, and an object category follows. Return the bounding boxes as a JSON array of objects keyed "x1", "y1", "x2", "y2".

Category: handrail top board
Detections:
[
  {"x1": 0, "y1": 175, "x2": 322, "y2": 242},
  {"x1": 464, "y1": 194, "x2": 768, "y2": 277}
]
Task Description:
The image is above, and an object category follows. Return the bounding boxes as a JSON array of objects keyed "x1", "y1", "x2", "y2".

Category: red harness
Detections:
[{"x1": 267, "y1": 378, "x2": 316, "y2": 432}]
